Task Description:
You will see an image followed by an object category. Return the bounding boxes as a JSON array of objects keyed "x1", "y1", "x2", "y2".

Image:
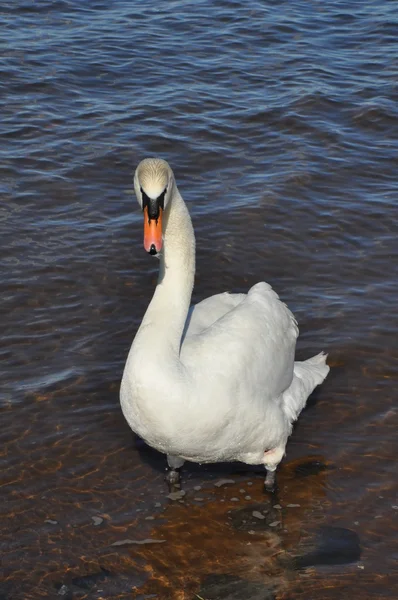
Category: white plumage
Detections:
[{"x1": 120, "y1": 158, "x2": 329, "y2": 489}]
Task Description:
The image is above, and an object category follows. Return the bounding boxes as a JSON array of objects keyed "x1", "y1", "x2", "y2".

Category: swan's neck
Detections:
[{"x1": 136, "y1": 186, "x2": 195, "y2": 359}]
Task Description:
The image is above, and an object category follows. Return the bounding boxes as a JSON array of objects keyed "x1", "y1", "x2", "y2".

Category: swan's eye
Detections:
[{"x1": 139, "y1": 186, "x2": 167, "y2": 213}]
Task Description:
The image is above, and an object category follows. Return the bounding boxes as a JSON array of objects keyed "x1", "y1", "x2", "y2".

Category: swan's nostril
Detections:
[{"x1": 149, "y1": 244, "x2": 157, "y2": 255}]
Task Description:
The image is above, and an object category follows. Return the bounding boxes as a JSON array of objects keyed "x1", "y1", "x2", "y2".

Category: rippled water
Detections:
[{"x1": 1, "y1": 1, "x2": 397, "y2": 598}]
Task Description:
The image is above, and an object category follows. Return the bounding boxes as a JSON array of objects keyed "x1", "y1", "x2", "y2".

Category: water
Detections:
[{"x1": 1, "y1": 1, "x2": 397, "y2": 598}]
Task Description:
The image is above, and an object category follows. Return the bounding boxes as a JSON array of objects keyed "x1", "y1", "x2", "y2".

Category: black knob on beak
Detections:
[{"x1": 149, "y1": 244, "x2": 157, "y2": 255}]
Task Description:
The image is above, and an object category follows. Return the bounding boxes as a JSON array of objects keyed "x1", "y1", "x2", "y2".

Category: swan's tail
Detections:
[{"x1": 282, "y1": 352, "x2": 329, "y2": 423}]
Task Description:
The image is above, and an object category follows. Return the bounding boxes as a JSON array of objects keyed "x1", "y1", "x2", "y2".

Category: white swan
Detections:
[{"x1": 120, "y1": 158, "x2": 329, "y2": 491}]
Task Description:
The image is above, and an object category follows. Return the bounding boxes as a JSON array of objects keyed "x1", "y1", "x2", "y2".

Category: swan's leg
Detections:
[
  {"x1": 264, "y1": 468, "x2": 278, "y2": 493},
  {"x1": 165, "y1": 455, "x2": 185, "y2": 491},
  {"x1": 263, "y1": 446, "x2": 285, "y2": 493}
]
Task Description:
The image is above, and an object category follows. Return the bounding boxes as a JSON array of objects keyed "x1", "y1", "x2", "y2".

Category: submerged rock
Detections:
[
  {"x1": 57, "y1": 584, "x2": 73, "y2": 598},
  {"x1": 293, "y1": 526, "x2": 361, "y2": 568},
  {"x1": 71, "y1": 567, "x2": 112, "y2": 590},
  {"x1": 167, "y1": 489, "x2": 186, "y2": 501},
  {"x1": 214, "y1": 479, "x2": 235, "y2": 487},
  {"x1": 196, "y1": 573, "x2": 276, "y2": 600},
  {"x1": 294, "y1": 460, "x2": 330, "y2": 478},
  {"x1": 229, "y1": 503, "x2": 280, "y2": 532},
  {"x1": 111, "y1": 538, "x2": 166, "y2": 546},
  {"x1": 252, "y1": 511, "x2": 265, "y2": 520}
]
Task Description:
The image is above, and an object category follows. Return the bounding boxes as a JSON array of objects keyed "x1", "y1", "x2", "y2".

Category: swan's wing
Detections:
[
  {"x1": 182, "y1": 292, "x2": 246, "y2": 340},
  {"x1": 181, "y1": 282, "x2": 299, "y2": 400}
]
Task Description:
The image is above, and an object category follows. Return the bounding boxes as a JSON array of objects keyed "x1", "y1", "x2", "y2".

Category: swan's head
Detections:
[{"x1": 134, "y1": 158, "x2": 174, "y2": 256}]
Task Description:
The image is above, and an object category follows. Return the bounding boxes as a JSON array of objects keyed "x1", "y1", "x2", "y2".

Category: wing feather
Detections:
[{"x1": 181, "y1": 282, "x2": 298, "y2": 400}]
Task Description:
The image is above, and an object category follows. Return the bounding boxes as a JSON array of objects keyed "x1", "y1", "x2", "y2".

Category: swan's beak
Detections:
[{"x1": 143, "y1": 206, "x2": 163, "y2": 255}]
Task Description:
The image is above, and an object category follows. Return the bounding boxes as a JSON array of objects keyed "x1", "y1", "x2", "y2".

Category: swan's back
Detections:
[
  {"x1": 180, "y1": 282, "x2": 298, "y2": 402},
  {"x1": 182, "y1": 291, "x2": 246, "y2": 340}
]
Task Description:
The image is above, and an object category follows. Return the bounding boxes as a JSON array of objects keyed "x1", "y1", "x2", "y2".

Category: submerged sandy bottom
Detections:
[{"x1": 2, "y1": 375, "x2": 397, "y2": 599}]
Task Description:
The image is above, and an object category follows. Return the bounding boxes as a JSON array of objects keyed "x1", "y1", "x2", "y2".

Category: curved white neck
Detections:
[{"x1": 136, "y1": 185, "x2": 195, "y2": 360}]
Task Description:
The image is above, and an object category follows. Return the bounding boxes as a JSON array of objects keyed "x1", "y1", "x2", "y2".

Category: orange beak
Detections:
[{"x1": 143, "y1": 206, "x2": 163, "y2": 254}]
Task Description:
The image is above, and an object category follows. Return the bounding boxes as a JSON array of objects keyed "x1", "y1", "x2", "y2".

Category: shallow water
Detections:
[{"x1": 1, "y1": 1, "x2": 397, "y2": 598}]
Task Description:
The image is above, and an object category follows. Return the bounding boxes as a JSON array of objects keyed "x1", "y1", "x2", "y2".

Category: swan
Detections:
[{"x1": 120, "y1": 158, "x2": 329, "y2": 492}]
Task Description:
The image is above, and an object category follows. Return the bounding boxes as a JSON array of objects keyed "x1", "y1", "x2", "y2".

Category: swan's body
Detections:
[{"x1": 120, "y1": 158, "x2": 329, "y2": 488}]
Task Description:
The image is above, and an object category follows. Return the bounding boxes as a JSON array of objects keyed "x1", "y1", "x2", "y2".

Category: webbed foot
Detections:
[
  {"x1": 166, "y1": 455, "x2": 184, "y2": 492},
  {"x1": 165, "y1": 467, "x2": 181, "y2": 492}
]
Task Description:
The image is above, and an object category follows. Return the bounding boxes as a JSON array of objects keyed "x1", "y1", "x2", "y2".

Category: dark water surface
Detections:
[{"x1": 1, "y1": 1, "x2": 397, "y2": 598}]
